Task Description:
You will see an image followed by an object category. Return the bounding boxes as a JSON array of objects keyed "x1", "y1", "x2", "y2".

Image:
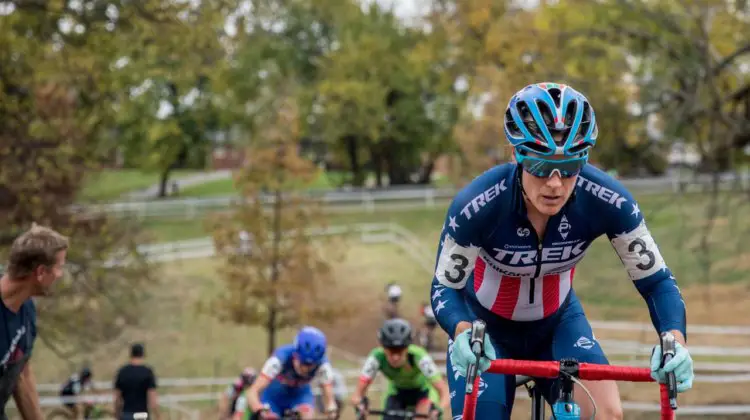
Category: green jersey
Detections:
[{"x1": 360, "y1": 345, "x2": 441, "y2": 395}]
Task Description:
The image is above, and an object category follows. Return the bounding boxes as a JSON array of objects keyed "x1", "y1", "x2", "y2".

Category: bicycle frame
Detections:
[{"x1": 463, "y1": 359, "x2": 675, "y2": 420}]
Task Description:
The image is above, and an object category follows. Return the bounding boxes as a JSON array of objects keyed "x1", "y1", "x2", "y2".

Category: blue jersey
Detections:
[
  {"x1": 431, "y1": 163, "x2": 686, "y2": 337},
  {"x1": 260, "y1": 344, "x2": 333, "y2": 391}
]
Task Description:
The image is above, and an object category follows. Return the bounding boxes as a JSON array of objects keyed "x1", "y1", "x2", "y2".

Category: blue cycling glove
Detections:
[
  {"x1": 450, "y1": 329, "x2": 497, "y2": 377},
  {"x1": 650, "y1": 341, "x2": 694, "y2": 392}
]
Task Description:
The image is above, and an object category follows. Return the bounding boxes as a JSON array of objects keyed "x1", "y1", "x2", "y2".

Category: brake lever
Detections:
[
  {"x1": 465, "y1": 320, "x2": 486, "y2": 394},
  {"x1": 660, "y1": 331, "x2": 678, "y2": 410}
]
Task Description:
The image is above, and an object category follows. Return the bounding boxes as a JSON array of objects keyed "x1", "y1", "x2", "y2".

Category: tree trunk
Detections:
[
  {"x1": 370, "y1": 144, "x2": 384, "y2": 187},
  {"x1": 268, "y1": 150, "x2": 284, "y2": 356},
  {"x1": 417, "y1": 159, "x2": 435, "y2": 184},
  {"x1": 158, "y1": 168, "x2": 171, "y2": 198},
  {"x1": 344, "y1": 135, "x2": 365, "y2": 187}
]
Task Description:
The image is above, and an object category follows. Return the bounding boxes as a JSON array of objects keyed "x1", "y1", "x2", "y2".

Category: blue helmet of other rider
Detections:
[
  {"x1": 504, "y1": 82, "x2": 598, "y2": 177},
  {"x1": 294, "y1": 326, "x2": 327, "y2": 365}
]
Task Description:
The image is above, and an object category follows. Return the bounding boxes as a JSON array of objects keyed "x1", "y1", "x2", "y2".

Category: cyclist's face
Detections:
[
  {"x1": 384, "y1": 347, "x2": 408, "y2": 368},
  {"x1": 34, "y1": 250, "x2": 66, "y2": 296},
  {"x1": 520, "y1": 134, "x2": 579, "y2": 217},
  {"x1": 292, "y1": 356, "x2": 317, "y2": 375}
]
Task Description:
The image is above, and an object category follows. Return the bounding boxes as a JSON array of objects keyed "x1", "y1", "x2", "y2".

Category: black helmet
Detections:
[
  {"x1": 80, "y1": 367, "x2": 92, "y2": 380},
  {"x1": 378, "y1": 318, "x2": 412, "y2": 348}
]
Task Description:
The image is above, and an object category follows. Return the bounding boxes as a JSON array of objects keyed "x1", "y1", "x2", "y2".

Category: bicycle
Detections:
[
  {"x1": 462, "y1": 320, "x2": 679, "y2": 420},
  {"x1": 354, "y1": 396, "x2": 441, "y2": 420}
]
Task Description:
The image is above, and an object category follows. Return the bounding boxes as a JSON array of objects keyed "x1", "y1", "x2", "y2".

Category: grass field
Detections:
[{"x1": 79, "y1": 169, "x2": 202, "y2": 201}]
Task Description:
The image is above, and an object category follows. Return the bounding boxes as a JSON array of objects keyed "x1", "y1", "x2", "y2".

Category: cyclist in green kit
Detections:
[{"x1": 351, "y1": 319, "x2": 449, "y2": 420}]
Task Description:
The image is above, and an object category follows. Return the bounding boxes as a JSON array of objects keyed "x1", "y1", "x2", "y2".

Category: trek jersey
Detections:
[
  {"x1": 431, "y1": 163, "x2": 686, "y2": 337},
  {"x1": 359, "y1": 345, "x2": 441, "y2": 395},
  {"x1": 0, "y1": 298, "x2": 36, "y2": 419}
]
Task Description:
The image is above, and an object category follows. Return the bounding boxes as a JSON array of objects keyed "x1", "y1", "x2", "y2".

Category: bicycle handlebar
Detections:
[
  {"x1": 365, "y1": 409, "x2": 430, "y2": 419},
  {"x1": 463, "y1": 359, "x2": 675, "y2": 420}
]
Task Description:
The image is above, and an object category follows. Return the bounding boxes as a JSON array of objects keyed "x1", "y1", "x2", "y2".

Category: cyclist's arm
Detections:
[
  {"x1": 316, "y1": 362, "x2": 337, "y2": 411},
  {"x1": 246, "y1": 356, "x2": 281, "y2": 412},
  {"x1": 604, "y1": 186, "x2": 687, "y2": 342},
  {"x1": 218, "y1": 385, "x2": 234, "y2": 418},
  {"x1": 432, "y1": 175, "x2": 504, "y2": 338},
  {"x1": 416, "y1": 353, "x2": 449, "y2": 410},
  {"x1": 352, "y1": 354, "x2": 380, "y2": 405},
  {"x1": 12, "y1": 363, "x2": 44, "y2": 420}
]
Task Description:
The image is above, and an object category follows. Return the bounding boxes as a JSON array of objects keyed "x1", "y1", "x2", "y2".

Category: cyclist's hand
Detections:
[
  {"x1": 429, "y1": 407, "x2": 443, "y2": 420},
  {"x1": 650, "y1": 342, "x2": 694, "y2": 392},
  {"x1": 255, "y1": 408, "x2": 278, "y2": 420},
  {"x1": 450, "y1": 329, "x2": 497, "y2": 377}
]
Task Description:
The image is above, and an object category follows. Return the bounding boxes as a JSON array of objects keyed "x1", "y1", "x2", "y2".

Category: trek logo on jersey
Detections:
[
  {"x1": 459, "y1": 180, "x2": 507, "y2": 220},
  {"x1": 492, "y1": 241, "x2": 585, "y2": 265},
  {"x1": 577, "y1": 176, "x2": 627, "y2": 209}
]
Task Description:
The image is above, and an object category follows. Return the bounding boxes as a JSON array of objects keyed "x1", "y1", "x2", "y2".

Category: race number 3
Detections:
[
  {"x1": 611, "y1": 221, "x2": 666, "y2": 280},
  {"x1": 444, "y1": 254, "x2": 469, "y2": 283},
  {"x1": 628, "y1": 238, "x2": 656, "y2": 270},
  {"x1": 435, "y1": 234, "x2": 478, "y2": 288}
]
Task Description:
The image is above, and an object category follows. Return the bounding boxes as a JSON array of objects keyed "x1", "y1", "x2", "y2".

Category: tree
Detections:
[
  {"x1": 558, "y1": 0, "x2": 750, "y2": 172},
  {"x1": 207, "y1": 96, "x2": 349, "y2": 355},
  {"x1": 0, "y1": 2, "x2": 164, "y2": 358},
  {"x1": 113, "y1": 1, "x2": 230, "y2": 197}
]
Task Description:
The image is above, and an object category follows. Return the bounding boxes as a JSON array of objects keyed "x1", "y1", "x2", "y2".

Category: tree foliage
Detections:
[
  {"x1": 207, "y1": 96, "x2": 350, "y2": 355},
  {"x1": 0, "y1": 1, "x2": 170, "y2": 358}
]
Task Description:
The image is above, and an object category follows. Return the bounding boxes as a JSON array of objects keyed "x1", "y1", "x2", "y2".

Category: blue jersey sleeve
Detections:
[
  {"x1": 431, "y1": 166, "x2": 510, "y2": 338},
  {"x1": 587, "y1": 173, "x2": 687, "y2": 338}
]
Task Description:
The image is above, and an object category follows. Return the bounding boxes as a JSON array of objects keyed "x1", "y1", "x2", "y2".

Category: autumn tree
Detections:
[
  {"x1": 557, "y1": 0, "x2": 750, "y2": 172},
  {"x1": 0, "y1": 1, "x2": 179, "y2": 358},
  {"x1": 207, "y1": 96, "x2": 349, "y2": 355}
]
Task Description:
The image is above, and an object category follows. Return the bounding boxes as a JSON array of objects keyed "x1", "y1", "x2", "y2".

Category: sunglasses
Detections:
[{"x1": 518, "y1": 154, "x2": 586, "y2": 178}]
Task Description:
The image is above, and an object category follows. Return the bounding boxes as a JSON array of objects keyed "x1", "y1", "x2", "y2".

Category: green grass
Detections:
[
  {"x1": 179, "y1": 170, "x2": 349, "y2": 197},
  {"x1": 79, "y1": 169, "x2": 202, "y2": 201}
]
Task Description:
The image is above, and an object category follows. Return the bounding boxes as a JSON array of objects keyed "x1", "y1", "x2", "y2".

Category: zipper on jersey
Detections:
[{"x1": 527, "y1": 222, "x2": 549, "y2": 305}]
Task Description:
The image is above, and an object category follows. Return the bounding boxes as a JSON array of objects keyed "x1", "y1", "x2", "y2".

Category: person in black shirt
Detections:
[
  {"x1": 114, "y1": 343, "x2": 159, "y2": 420},
  {"x1": 0, "y1": 224, "x2": 69, "y2": 420}
]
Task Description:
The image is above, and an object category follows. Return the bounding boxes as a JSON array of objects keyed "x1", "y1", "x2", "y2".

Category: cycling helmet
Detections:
[
  {"x1": 386, "y1": 284, "x2": 402, "y2": 300},
  {"x1": 80, "y1": 367, "x2": 92, "y2": 380},
  {"x1": 504, "y1": 82, "x2": 598, "y2": 162},
  {"x1": 294, "y1": 326, "x2": 327, "y2": 364},
  {"x1": 378, "y1": 318, "x2": 412, "y2": 348}
]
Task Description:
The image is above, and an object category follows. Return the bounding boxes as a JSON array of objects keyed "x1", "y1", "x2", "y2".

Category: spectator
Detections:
[
  {"x1": 114, "y1": 343, "x2": 159, "y2": 420},
  {"x1": 0, "y1": 224, "x2": 69, "y2": 420}
]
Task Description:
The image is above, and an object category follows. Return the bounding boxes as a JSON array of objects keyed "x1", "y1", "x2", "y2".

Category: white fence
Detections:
[{"x1": 73, "y1": 173, "x2": 750, "y2": 221}]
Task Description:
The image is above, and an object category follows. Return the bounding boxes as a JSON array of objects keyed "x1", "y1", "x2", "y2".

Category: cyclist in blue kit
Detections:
[
  {"x1": 429, "y1": 82, "x2": 694, "y2": 419},
  {"x1": 245, "y1": 326, "x2": 338, "y2": 420}
]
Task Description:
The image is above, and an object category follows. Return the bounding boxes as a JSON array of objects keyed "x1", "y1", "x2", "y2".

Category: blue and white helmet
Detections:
[{"x1": 504, "y1": 82, "x2": 598, "y2": 160}]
